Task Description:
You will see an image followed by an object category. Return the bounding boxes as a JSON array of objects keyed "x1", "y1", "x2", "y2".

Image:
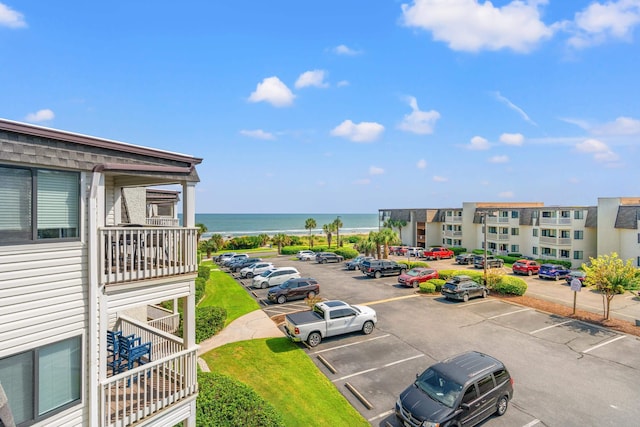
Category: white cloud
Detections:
[
  {"x1": 398, "y1": 96, "x2": 441, "y2": 134},
  {"x1": 248, "y1": 76, "x2": 295, "y2": 107},
  {"x1": 330, "y1": 119, "x2": 385, "y2": 142},
  {"x1": 468, "y1": 135, "x2": 490, "y2": 150},
  {"x1": 354, "y1": 178, "x2": 371, "y2": 185},
  {"x1": 575, "y1": 138, "x2": 619, "y2": 162},
  {"x1": 592, "y1": 116, "x2": 640, "y2": 135},
  {"x1": 433, "y1": 175, "x2": 448, "y2": 182},
  {"x1": 333, "y1": 44, "x2": 362, "y2": 55},
  {"x1": 337, "y1": 80, "x2": 350, "y2": 87},
  {"x1": 401, "y1": 0, "x2": 554, "y2": 53},
  {"x1": 500, "y1": 132, "x2": 524, "y2": 146},
  {"x1": 494, "y1": 92, "x2": 537, "y2": 126},
  {"x1": 295, "y1": 70, "x2": 329, "y2": 89},
  {"x1": 417, "y1": 159, "x2": 427, "y2": 169},
  {"x1": 369, "y1": 166, "x2": 385, "y2": 175},
  {"x1": 489, "y1": 155, "x2": 509, "y2": 163},
  {"x1": 0, "y1": 2, "x2": 26, "y2": 28},
  {"x1": 239, "y1": 129, "x2": 275, "y2": 140},
  {"x1": 498, "y1": 191, "x2": 514, "y2": 198},
  {"x1": 568, "y1": 0, "x2": 640, "y2": 48},
  {"x1": 25, "y1": 109, "x2": 54, "y2": 123}
]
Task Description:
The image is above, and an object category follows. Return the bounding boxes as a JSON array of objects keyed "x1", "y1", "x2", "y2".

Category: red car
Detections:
[
  {"x1": 512, "y1": 259, "x2": 540, "y2": 276},
  {"x1": 422, "y1": 247, "x2": 454, "y2": 260},
  {"x1": 397, "y1": 267, "x2": 439, "y2": 288}
]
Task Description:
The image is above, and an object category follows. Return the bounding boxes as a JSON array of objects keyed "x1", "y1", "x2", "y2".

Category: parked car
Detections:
[
  {"x1": 539, "y1": 263, "x2": 571, "y2": 281},
  {"x1": 297, "y1": 250, "x2": 315, "y2": 260},
  {"x1": 396, "y1": 351, "x2": 514, "y2": 427},
  {"x1": 229, "y1": 257, "x2": 262, "y2": 272},
  {"x1": 215, "y1": 252, "x2": 236, "y2": 263},
  {"x1": 392, "y1": 246, "x2": 409, "y2": 256},
  {"x1": 315, "y1": 252, "x2": 344, "y2": 264},
  {"x1": 239, "y1": 262, "x2": 274, "y2": 279},
  {"x1": 422, "y1": 247, "x2": 455, "y2": 260},
  {"x1": 345, "y1": 255, "x2": 373, "y2": 271},
  {"x1": 267, "y1": 277, "x2": 319, "y2": 304},
  {"x1": 284, "y1": 300, "x2": 377, "y2": 347},
  {"x1": 299, "y1": 251, "x2": 317, "y2": 261},
  {"x1": 566, "y1": 270, "x2": 587, "y2": 286},
  {"x1": 441, "y1": 275, "x2": 488, "y2": 301},
  {"x1": 222, "y1": 253, "x2": 248, "y2": 267},
  {"x1": 397, "y1": 267, "x2": 439, "y2": 288},
  {"x1": 473, "y1": 255, "x2": 504, "y2": 269},
  {"x1": 361, "y1": 259, "x2": 408, "y2": 278},
  {"x1": 455, "y1": 253, "x2": 475, "y2": 265},
  {"x1": 407, "y1": 247, "x2": 423, "y2": 257},
  {"x1": 252, "y1": 267, "x2": 300, "y2": 289},
  {"x1": 512, "y1": 259, "x2": 540, "y2": 276}
]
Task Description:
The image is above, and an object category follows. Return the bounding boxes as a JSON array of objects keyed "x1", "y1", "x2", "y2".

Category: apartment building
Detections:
[
  {"x1": 380, "y1": 198, "x2": 640, "y2": 268},
  {"x1": 0, "y1": 119, "x2": 201, "y2": 427}
]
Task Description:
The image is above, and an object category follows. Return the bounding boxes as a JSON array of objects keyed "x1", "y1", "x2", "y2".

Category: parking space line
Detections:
[
  {"x1": 522, "y1": 419, "x2": 541, "y2": 427},
  {"x1": 583, "y1": 335, "x2": 626, "y2": 353},
  {"x1": 332, "y1": 354, "x2": 425, "y2": 382},
  {"x1": 311, "y1": 334, "x2": 391, "y2": 354},
  {"x1": 530, "y1": 320, "x2": 574, "y2": 334},
  {"x1": 488, "y1": 308, "x2": 531, "y2": 319},
  {"x1": 457, "y1": 298, "x2": 497, "y2": 307},
  {"x1": 359, "y1": 294, "x2": 420, "y2": 306},
  {"x1": 368, "y1": 409, "x2": 394, "y2": 422}
]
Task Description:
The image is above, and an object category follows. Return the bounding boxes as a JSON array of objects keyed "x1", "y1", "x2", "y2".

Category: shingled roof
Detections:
[{"x1": 614, "y1": 206, "x2": 640, "y2": 229}]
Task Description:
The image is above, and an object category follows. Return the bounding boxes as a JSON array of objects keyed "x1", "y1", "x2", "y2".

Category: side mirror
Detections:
[
  {"x1": 415, "y1": 373, "x2": 419, "y2": 379},
  {"x1": 460, "y1": 403, "x2": 471, "y2": 411}
]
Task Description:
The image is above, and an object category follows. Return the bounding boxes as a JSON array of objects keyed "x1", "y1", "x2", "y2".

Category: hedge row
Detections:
[
  {"x1": 197, "y1": 372, "x2": 284, "y2": 427},
  {"x1": 417, "y1": 270, "x2": 527, "y2": 296}
]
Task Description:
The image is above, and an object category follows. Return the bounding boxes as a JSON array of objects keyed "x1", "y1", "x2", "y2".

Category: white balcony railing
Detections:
[
  {"x1": 147, "y1": 305, "x2": 180, "y2": 333},
  {"x1": 100, "y1": 227, "x2": 198, "y2": 286},
  {"x1": 146, "y1": 217, "x2": 180, "y2": 227}
]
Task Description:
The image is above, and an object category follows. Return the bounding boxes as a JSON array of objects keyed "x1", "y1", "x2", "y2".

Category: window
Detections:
[
  {"x1": 461, "y1": 385, "x2": 477, "y2": 404},
  {"x1": 532, "y1": 247, "x2": 538, "y2": 255},
  {"x1": 574, "y1": 251, "x2": 583, "y2": 260},
  {"x1": 0, "y1": 166, "x2": 79, "y2": 244},
  {"x1": 541, "y1": 229, "x2": 557, "y2": 238},
  {"x1": 0, "y1": 336, "x2": 81, "y2": 426},
  {"x1": 574, "y1": 210, "x2": 584, "y2": 220},
  {"x1": 560, "y1": 250, "x2": 570, "y2": 258},
  {"x1": 494, "y1": 369, "x2": 509, "y2": 386},
  {"x1": 511, "y1": 244, "x2": 519, "y2": 253},
  {"x1": 561, "y1": 210, "x2": 570, "y2": 218},
  {"x1": 533, "y1": 229, "x2": 538, "y2": 237},
  {"x1": 500, "y1": 227, "x2": 508, "y2": 235},
  {"x1": 542, "y1": 211, "x2": 554, "y2": 218},
  {"x1": 575, "y1": 230, "x2": 584, "y2": 240},
  {"x1": 488, "y1": 226, "x2": 497, "y2": 234},
  {"x1": 511, "y1": 228, "x2": 519, "y2": 236},
  {"x1": 500, "y1": 211, "x2": 508, "y2": 218},
  {"x1": 560, "y1": 230, "x2": 570, "y2": 238},
  {"x1": 511, "y1": 211, "x2": 519, "y2": 219},
  {"x1": 542, "y1": 247, "x2": 556, "y2": 256},
  {"x1": 477, "y1": 375, "x2": 495, "y2": 395}
]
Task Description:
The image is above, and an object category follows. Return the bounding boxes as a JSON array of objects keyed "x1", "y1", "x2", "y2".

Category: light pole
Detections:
[{"x1": 483, "y1": 212, "x2": 488, "y2": 287}]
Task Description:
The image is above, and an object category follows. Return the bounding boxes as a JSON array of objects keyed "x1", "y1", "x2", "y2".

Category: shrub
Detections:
[
  {"x1": 405, "y1": 261, "x2": 430, "y2": 269},
  {"x1": 346, "y1": 235, "x2": 361, "y2": 244},
  {"x1": 450, "y1": 247, "x2": 467, "y2": 255},
  {"x1": 183, "y1": 306, "x2": 226, "y2": 343},
  {"x1": 334, "y1": 247, "x2": 358, "y2": 259},
  {"x1": 195, "y1": 277, "x2": 206, "y2": 304},
  {"x1": 493, "y1": 276, "x2": 528, "y2": 296},
  {"x1": 428, "y1": 278, "x2": 445, "y2": 292},
  {"x1": 198, "y1": 264, "x2": 212, "y2": 280},
  {"x1": 282, "y1": 245, "x2": 330, "y2": 255},
  {"x1": 419, "y1": 282, "x2": 437, "y2": 293},
  {"x1": 197, "y1": 372, "x2": 284, "y2": 427},
  {"x1": 497, "y1": 255, "x2": 520, "y2": 265}
]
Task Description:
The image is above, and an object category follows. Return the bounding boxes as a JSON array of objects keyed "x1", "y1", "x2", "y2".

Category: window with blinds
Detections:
[{"x1": 0, "y1": 165, "x2": 79, "y2": 243}]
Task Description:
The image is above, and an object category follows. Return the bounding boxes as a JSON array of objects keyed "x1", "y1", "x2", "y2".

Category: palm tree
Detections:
[
  {"x1": 271, "y1": 233, "x2": 291, "y2": 254},
  {"x1": 395, "y1": 219, "x2": 407, "y2": 243},
  {"x1": 196, "y1": 223, "x2": 208, "y2": 241},
  {"x1": 378, "y1": 227, "x2": 400, "y2": 259},
  {"x1": 322, "y1": 223, "x2": 336, "y2": 248},
  {"x1": 209, "y1": 234, "x2": 224, "y2": 253},
  {"x1": 368, "y1": 231, "x2": 382, "y2": 259},
  {"x1": 359, "y1": 238, "x2": 377, "y2": 257},
  {"x1": 305, "y1": 218, "x2": 317, "y2": 249},
  {"x1": 333, "y1": 216, "x2": 343, "y2": 248},
  {"x1": 257, "y1": 233, "x2": 270, "y2": 247}
]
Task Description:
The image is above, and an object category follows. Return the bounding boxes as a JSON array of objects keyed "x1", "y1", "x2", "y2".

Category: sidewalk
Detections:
[{"x1": 197, "y1": 309, "x2": 284, "y2": 372}]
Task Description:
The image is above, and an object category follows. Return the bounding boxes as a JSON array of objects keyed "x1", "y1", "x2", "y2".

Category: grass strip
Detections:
[
  {"x1": 201, "y1": 338, "x2": 369, "y2": 427},
  {"x1": 198, "y1": 269, "x2": 260, "y2": 326}
]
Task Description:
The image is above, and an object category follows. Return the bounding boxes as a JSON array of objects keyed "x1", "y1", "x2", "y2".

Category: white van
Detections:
[
  {"x1": 240, "y1": 262, "x2": 274, "y2": 279},
  {"x1": 252, "y1": 267, "x2": 300, "y2": 289}
]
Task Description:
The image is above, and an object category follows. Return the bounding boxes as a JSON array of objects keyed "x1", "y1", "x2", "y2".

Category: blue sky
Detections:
[{"x1": 2, "y1": 1, "x2": 640, "y2": 214}]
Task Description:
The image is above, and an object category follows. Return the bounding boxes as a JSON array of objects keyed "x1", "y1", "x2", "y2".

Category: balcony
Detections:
[
  {"x1": 146, "y1": 217, "x2": 180, "y2": 227},
  {"x1": 540, "y1": 217, "x2": 572, "y2": 225},
  {"x1": 101, "y1": 316, "x2": 198, "y2": 427},
  {"x1": 539, "y1": 236, "x2": 572, "y2": 246},
  {"x1": 100, "y1": 227, "x2": 198, "y2": 286}
]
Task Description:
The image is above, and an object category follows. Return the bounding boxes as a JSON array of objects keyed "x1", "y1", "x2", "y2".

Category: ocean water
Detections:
[{"x1": 195, "y1": 213, "x2": 379, "y2": 238}]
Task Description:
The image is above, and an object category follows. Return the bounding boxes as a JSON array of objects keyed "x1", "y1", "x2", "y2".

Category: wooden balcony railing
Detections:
[{"x1": 100, "y1": 227, "x2": 198, "y2": 286}]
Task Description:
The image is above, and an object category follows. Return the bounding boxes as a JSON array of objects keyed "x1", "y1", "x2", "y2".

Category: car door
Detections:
[
  {"x1": 458, "y1": 384, "x2": 479, "y2": 425},
  {"x1": 466, "y1": 282, "x2": 480, "y2": 298},
  {"x1": 469, "y1": 374, "x2": 499, "y2": 425},
  {"x1": 290, "y1": 281, "x2": 304, "y2": 300}
]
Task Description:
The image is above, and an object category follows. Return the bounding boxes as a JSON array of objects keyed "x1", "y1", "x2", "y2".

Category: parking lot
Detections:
[{"x1": 231, "y1": 255, "x2": 640, "y2": 426}]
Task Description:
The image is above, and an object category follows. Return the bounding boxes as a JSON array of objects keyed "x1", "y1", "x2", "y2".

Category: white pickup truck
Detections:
[{"x1": 284, "y1": 300, "x2": 377, "y2": 347}]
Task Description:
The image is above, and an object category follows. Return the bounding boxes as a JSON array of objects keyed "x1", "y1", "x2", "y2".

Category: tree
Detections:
[
  {"x1": 196, "y1": 223, "x2": 208, "y2": 241},
  {"x1": 322, "y1": 223, "x2": 336, "y2": 248},
  {"x1": 208, "y1": 234, "x2": 224, "y2": 253},
  {"x1": 377, "y1": 227, "x2": 400, "y2": 259},
  {"x1": 257, "y1": 233, "x2": 270, "y2": 247},
  {"x1": 367, "y1": 231, "x2": 382, "y2": 259},
  {"x1": 395, "y1": 219, "x2": 407, "y2": 243},
  {"x1": 359, "y1": 239, "x2": 376, "y2": 257},
  {"x1": 582, "y1": 253, "x2": 640, "y2": 320},
  {"x1": 305, "y1": 218, "x2": 317, "y2": 249},
  {"x1": 333, "y1": 216, "x2": 343, "y2": 247},
  {"x1": 271, "y1": 233, "x2": 291, "y2": 255}
]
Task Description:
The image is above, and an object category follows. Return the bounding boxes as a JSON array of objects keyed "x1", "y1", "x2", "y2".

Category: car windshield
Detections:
[
  {"x1": 406, "y1": 269, "x2": 421, "y2": 277},
  {"x1": 415, "y1": 368, "x2": 462, "y2": 408},
  {"x1": 259, "y1": 269, "x2": 274, "y2": 277}
]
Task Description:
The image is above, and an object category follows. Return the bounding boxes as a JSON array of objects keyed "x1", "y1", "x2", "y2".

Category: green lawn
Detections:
[
  {"x1": 198, "y1": 269, "x2": 260, "y2": 326},
  {"x1": 201, "y1": 338, "x2": 369, "y2": 427}
]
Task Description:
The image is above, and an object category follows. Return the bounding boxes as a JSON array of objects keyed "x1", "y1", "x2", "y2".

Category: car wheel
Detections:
[
  {"x1": 362, "y1": 320, "x2": 374, "y2": 335},
  {"x1": 400, "y1": 268, "x2": 406, "y2": 275},
  {"x1": 496, "y1": 396, "x2": 509, "y2": 416},
  {"x1": 413, "y1": 281, "x2": 419, "y2": 288},
  {"x1": 307, "y1": 291, "x2": 316, "y2": 298},
  {"x1": 436, "y1": 256, "x2": 440, "y2": 261},
  {"x1": 482, "y1": 290, "x2": 487, "y2": 298},
  {"x1": 374, "y1": 271, "x2": 382, "y2": 279},
  {"x1": 261, "y1": 282, "x2": 267, "y2": 289},
  {"x1": 277, "y1": 295, "x2": 286, "y2": 304},
  {"x1": 463, "y1": 293, "x2": 469, "y2": 302},
  {"x1": 528, "y1": 270, "x2": 532, "y2": 276},
  {"x1": 247, "y1": 272, "x2": 253, "y2": 278},
  {"x1": 554, "y1": 275, "x2": 560, "y2": 281},
  {"x1": 307, "y1": 332, "x2": 321, "y2": 347},
  {"x1": 322, "y1": 259, "x2": 327, "y2": 264}
]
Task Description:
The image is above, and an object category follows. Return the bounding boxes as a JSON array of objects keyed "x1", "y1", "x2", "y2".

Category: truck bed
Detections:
[{"x1": 286, "y1": 310, "x2": 323, "y2": 325}]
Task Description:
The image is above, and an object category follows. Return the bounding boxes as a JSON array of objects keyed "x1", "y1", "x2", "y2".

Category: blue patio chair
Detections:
[{"x1": 117, "y1": 334, "x2": 151, "y2": 372}]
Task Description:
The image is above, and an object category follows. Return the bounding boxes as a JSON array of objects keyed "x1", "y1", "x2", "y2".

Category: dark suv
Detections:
[
  {"x1": 473, "y1": 255, "x2": 504, "y2": 269},
  {"x1": 267, "y1": 278, "x2": 319, "y2": 304},
  {"x1": 361, "y1": 259, "x2": 407, "y2": 278},
  {"x1": 441, "y1": 275, "x2": 488, "y2": 302},
  {"x1": 396, "y1": 351, "x2": 513, "y2": 427},
  {"x1": 315, "y1": 252, "x2": 344, "y2": 264}
]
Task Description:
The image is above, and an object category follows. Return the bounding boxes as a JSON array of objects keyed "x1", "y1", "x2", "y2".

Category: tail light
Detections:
[
  {"x1": 510, "y1": 377, "x2": 514, "y2": 386},
  {"x1": 294, "y1": 327, "x2": 300, "y2": 334}
]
